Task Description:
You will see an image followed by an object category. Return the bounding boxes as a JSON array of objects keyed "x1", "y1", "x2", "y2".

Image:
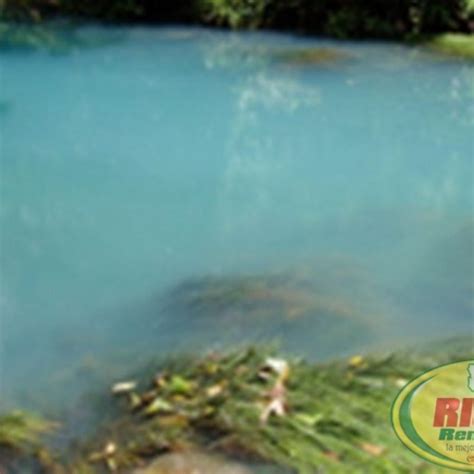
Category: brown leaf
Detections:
[{"x1": 361, "y1": 442, "x2": 385, "y2": 457}]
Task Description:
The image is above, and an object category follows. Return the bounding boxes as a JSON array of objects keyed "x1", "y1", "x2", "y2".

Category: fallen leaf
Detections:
[
  {"x1": 361, "y1": 442, "x2": 385, "y2": 457},
  {"x1": 143, "y1": 397, "x2": 173, "y2": 416},
  {"x1": 348, "y1": 355, "x2": 365, "y2": 368},
  {"x1": 206, "y1": 383, "x2": 225, "y2": 398},
  {"x1": 111, "y1": 381, "x2": 137, "y2": 395}
]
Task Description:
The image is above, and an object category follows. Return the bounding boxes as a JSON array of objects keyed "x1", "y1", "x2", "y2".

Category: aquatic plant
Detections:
[
  {"x1": 158, "y1": 262, "x2": 388, "y2": 357},
  {"x1": 164, "y1": 264, "x2": 375, "y2": 322},
  {"x1": 50, "y1": 337, "x2": 473, "y2": 473},
  {"x1": 0, "y1": 411, "x2": 55, "y2": 452},
  {"x1": 162, "y1": 272, "x2": 373, "y2": 352}
]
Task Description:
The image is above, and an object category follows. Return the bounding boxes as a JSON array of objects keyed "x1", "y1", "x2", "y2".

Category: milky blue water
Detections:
[{"x1": 0, "y1": 25, "x2": 473, "y2": 413}]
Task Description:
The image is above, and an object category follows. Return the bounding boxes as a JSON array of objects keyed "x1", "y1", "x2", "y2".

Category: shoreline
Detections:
[{"x1": 1, "y1": 20, "x2": 473, "y2": 61}]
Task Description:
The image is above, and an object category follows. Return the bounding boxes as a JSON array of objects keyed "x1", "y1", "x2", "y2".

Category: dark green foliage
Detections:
[
  {"x1": 1, "y1": 0, "x2": 472, "y2": 38},
  {"x1": 192, "y1": 0, "x2": 473, "y2": 38},
  {"x1": 0, "y1": 0, "x2": 142, "y2": 21},
  {"x1": 197, "y1": 0, "x2": 271, "y2": 28}
]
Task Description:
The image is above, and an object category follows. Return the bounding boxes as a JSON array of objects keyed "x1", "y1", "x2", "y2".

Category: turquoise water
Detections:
[{"x1": 0, "y1": 26, "x2": 473, "y2": 412}]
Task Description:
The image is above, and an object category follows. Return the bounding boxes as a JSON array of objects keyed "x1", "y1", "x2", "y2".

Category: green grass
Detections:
[{"x1": 424, "y1": 33, "x2": 474, "y2": 60}]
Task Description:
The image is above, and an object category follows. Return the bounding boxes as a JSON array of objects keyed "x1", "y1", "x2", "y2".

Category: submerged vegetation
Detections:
[
  {"x1": 0, "y1": 411, "x2": 56, "y2": 472},
  {"x1": 160, "y1": 264, "x2": 384, "y2": 354},
  {"x1": 3, "y1": 337, "x2": 471, "y2": 473},
  {"x1": 1, "y1": 0, "x2": 473, "y2": 40},
  {"x1": 0, "y1": 411, "x2": 54, "y2": 452},
  {"x1": 164, "y1": 272, "x2": 359, "y2": 321}
]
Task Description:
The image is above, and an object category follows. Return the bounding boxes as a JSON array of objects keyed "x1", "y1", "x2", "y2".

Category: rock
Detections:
[{"x1": 133, "y1": 452, "x2": 252, "y2": 474}]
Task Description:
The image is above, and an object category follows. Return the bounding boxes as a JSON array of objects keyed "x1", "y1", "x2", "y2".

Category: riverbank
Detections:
[
  {"x1": 1, "y1": 21, "x2": 474, "y2": 63},
  {"x1": 1, "y1": 337, "x2": 472, "y2": 473},
  {"x1": 2, "y1": 0, "x2": 473, "y2": 40}
]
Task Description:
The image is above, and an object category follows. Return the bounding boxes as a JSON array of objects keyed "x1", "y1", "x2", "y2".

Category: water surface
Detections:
[{"x1": 0, "y1": 25, "x2": 473, "y2": 413}]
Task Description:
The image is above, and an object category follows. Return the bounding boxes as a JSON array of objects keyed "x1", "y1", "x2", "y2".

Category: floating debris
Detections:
[
  {"x1": 89, "y1": 442, "x2": 118, "y2": 471},
  {"x1": 259, "y1": 357, "x2": 290, "y2": 424},
  {"x1": 112, "y1": 381, "x2": 137, "y2": 395}
]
